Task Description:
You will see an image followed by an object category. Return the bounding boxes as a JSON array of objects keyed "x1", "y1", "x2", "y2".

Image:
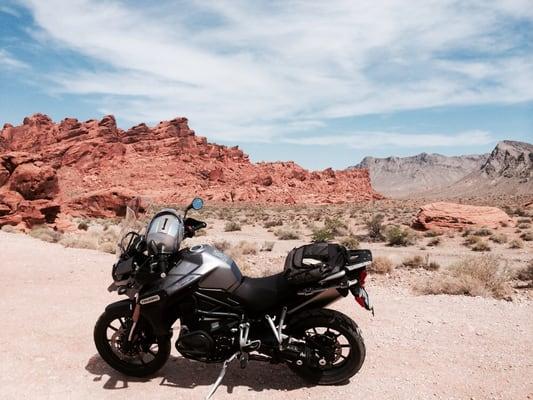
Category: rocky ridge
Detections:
[
  {"x1": 0, "y1": 114, "x2": 382, "y2": 228},
  {"x1": 353, "y1": 152, "x2": 488, "y2": 197}
]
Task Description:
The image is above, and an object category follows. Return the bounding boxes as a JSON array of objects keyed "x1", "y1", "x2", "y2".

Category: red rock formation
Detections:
[
  {"x1": 413, "y1": 202, "x2": 513, "y2": 231},
  {"x1": 0, "y1": 113, "x2": 382, "y2": 228}
]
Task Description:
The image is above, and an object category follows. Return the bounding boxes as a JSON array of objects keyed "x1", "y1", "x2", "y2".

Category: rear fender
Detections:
[{"x1": 287, "y1": 287, "x2": 343, "y2": 316}]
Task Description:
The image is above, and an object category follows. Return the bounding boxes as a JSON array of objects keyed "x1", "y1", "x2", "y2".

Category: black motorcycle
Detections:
[{"x1": 94, "y1": 198, "x2": 374, "y2": 398}]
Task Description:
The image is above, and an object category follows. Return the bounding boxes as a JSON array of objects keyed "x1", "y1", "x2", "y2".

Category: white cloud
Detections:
[
  {"x1": 0, "y1": 49, "x2": 28, "y2": 69},
  {"x1": 282, "y1": 130, "x2": 494, "y2": 149},
  {"x1": 12, "y1": 0, "x2": 533, "y2": 145}
]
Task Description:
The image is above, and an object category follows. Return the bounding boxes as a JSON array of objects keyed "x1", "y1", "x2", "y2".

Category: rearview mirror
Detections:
[{"x1": 191, "y1": 197, "x2": 204, "y2": 210}]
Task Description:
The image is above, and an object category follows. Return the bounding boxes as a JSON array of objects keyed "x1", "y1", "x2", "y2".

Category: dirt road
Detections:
[{"x1": 0, "y1": 231, "x2": 531, "y2": 399}]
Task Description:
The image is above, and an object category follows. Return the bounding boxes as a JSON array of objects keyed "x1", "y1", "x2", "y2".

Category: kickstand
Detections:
[{"x1": 205, "y1": 352, "x2": 239, "y2": 400}]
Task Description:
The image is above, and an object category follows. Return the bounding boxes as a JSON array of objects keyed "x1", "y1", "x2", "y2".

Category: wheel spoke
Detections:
[{"x1": 108, "y1": 325, "x2": 119, "y2": 332}]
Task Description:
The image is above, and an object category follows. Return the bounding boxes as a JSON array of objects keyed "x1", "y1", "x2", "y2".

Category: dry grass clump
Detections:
[
  {"x1": 515, "y1": 260, "x2": 533, "y2": 283},
  {"x1": 234, "y1": 241, "x2": 258, "y2": 255},
  {"x1": 473, "y1": 227, "x2": 492, "y2": 236},
  {"x1": 519, "y1": 231, "x2": 533, "y2": 241},
  {"x1": 401, "y1": 254, "x2": 440, "y2": 270},
  {"x1": 368, "y1": 256, "x2": 394, "y2": 274},
  {"x1": 508, "y1": 239, "x2": 524, "y2": 249},
  {"x1": 263, "y1": 219, "x2": 283, "y2": 229},
  {"x1": 340, "y1": 235, "x2": 360, "y2": 249},
  {"x1": 1, "y1": 225, "x2": 17, "y2": 233},
  {"x1": 489, "y1": 233, "x2": 508, "y2": 244},
  {"x1": 424, "y1": 230, "x2": 441, "y2": 238},
  {"x1": 427, "y1": 237, "x2": 441, "y2": 247},
  {"x1": 260, "y1": 241, "x2": 275, "y2": 252},
  {"x1": 213, "y1": 240, "x2": 231, "y2": 251},
  {"x1": 517, "y1": 223, "x2": 531, "y2": 229},
  {"x1": 417, "y1": 255, "x2": 512, "y2": 300},
  {"x1": 224, "y1": 221, "x2": 241, "y2": 232},
  {"x1": 384, "y1": 225, "x2": 417, "y2": 246},
  {"x1": 274, "y1": 228, "x2": 300, "y2": 240},
  {"x1": 59, "y1": 224, "x2": 121, "y2": 254},
  {"x1": 29, "y1": 225, "x2": 62, "y2": 243},
  {"x1": 471, "y1": 240, "x2": 491, "y2": 252}
]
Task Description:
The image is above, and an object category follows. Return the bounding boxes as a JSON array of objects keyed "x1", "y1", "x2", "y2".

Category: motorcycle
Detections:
[{"x1": 94, "y1": 198, "x2": 374, "y2": 398}]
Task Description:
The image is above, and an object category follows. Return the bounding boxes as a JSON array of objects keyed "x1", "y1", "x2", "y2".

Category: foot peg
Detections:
[
  {"x1": 205, "y1": 352, "x2": 239, "y2": 400},
  {"x1": 239, "y1": 352, "x2": 249, "y2": 369}
]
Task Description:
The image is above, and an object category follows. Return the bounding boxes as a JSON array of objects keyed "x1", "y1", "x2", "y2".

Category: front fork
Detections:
[{"x1": 127, "y1": 295, "x2": 141, "y2": 342}]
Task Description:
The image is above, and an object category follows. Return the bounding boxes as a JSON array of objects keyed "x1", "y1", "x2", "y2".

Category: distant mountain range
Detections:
[{"x1": 351, "y1": 140, "x2": 532, "y2": 198}]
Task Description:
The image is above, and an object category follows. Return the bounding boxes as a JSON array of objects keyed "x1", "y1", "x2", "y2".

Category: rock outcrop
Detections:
[
  {"x1": 0, "y1": 114, "x2": 382, "y2": 228},
  {"x1": 413, "y1": 202, "x2": 513, "y2": 231}
]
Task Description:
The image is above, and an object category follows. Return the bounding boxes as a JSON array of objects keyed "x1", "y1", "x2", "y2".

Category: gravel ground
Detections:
[{"x1": 0, "y1": 231, "x2": 531, "y2": 400}]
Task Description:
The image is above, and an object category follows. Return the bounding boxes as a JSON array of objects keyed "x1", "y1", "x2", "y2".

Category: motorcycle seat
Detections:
[{"x1": 233, "y1": 272, "x2": 293, "y2": 312}]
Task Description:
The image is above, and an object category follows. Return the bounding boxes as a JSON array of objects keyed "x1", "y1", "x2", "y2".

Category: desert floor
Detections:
[{"x1": 0, "y1": 230, "x2": 532, "y2": 400}]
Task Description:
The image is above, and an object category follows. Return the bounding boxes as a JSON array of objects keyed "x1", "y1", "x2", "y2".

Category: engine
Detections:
[{"x1": 176, "y1": 322, "x2": 238, "y2": 363}]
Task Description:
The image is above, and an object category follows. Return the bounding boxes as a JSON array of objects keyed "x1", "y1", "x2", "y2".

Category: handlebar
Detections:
[{"x1": 184, "y1": 217, "x2": 207, "y2": 238}]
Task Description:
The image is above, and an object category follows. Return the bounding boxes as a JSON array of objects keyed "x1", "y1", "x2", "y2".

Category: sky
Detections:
[{"x1": 0, "y1": 0, "x2": 532, "y2": 170}]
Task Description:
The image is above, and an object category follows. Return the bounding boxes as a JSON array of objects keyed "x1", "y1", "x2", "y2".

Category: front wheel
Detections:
[
  {"x1": 93, "y1": 307, "x2": 171, "y2": 377},
  {"x1": 287, "y1": 308, "x2": 365, "y2": 384}
]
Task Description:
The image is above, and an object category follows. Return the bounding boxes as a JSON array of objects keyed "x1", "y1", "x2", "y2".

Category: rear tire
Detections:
[
  {"x1": 94, "y1": 308, "x2": 171, "y2": 377},
  {"x1": 287, "y1": 308, "x2": 365, "y2": 384}
]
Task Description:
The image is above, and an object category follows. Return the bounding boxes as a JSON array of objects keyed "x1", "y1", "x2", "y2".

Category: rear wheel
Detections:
[
  {"x1": 94, "y1": 307, "x2": 171, "y2": 377},
  {"x1": 287, "y1": 308, "x2": 365, "y2": 384}
]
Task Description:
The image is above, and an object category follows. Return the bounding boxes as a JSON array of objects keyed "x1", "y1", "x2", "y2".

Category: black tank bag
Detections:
[{"x1": 284, "y1": 242, "x2": 348, "y2": 285}]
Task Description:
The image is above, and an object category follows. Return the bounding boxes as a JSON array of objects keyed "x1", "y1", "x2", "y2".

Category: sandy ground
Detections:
[{"x1": 0, "y1": 231, "x2": 532, "y2": 400}]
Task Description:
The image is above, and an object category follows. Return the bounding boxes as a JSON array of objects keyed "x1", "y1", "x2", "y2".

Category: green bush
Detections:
[
  {"x1": 385, "y1": 225, "x2": 417, "y2": 246},
  {"x1": 311, "y1": 227, "x2": 334, "y2": 242},
  {"x1": 366, "y1": 213, "x2": 385, "y2": 241}
]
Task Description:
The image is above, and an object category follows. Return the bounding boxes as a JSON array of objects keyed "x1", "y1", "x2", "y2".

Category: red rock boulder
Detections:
[
  {"x1": 67, "y1": 188, "x2": 144, "y2": 218},
  {"x1": 413, "y1": 202, "x2": 513, "y2": 231},
  {"x1": 9, "y1": 163, "x2": 59, "y2": 200}
]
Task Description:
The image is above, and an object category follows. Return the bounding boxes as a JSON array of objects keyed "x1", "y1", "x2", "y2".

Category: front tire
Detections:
[
  {"x1": 94, "y1": 307, "x2": 171, "y2": 377},
  {"x1": 287, "y1": 308, "x2": 365, "y2": 384}
]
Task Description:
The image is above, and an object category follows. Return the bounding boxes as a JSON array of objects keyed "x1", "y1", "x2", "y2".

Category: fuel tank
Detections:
[{"x1": 177, "y1": 244, "x2": 243, "y2": 291}]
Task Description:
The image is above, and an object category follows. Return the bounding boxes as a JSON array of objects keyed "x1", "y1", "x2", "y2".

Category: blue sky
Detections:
[{"x1": 1, "y1": 0, "x2": 532, "y2": 169}]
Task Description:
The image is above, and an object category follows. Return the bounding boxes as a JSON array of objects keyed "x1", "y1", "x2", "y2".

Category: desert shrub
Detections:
[
  {"x1": 401, "y1": 255, "x2": 425, "y2": 268},
  {"x1": 473, "y1": 227, "x2": 492, "y2": 237},
  {"x1": 366, "y1": 213, "x2": 385, "y2": 241},
  {"x1": 324, "y1": 216, "x2": 348, "y2": 237},
  {"x1": 1, "y1": 225, "x2": 17, "y2": 233},
  {"x1": 213, "y1": 240, "x2": 231, "y2": 251},
  {"x1": 369, "y1": 256, "x2": 394, "y2": 274},
  {"x1": 489, "y1": 233, "x2": 508, "y2": 244},
  {"x1": 224, "y1": 221, "x2": 241, "y2": 232},
  {"x1": 385, "y1": 225, "x2": 417, "y2": 246},
  {"x1": 77, "y1": 221, "x2": 89, "y2": 231},
  {"x1": 515, "y1": 260, "x2": 533, "y2": 282},
  {"x1": 471, "y1": 240, "x2": 491, "y2": 252},
  {"x1": 519, "y1": 231, "x2": 533, "y2": 241},
  {"x1": 274, "y1": 228, "x2": 300, "y2": 240},
  {"x1": 59, "y1": 232, "x2": 99, "y2": 250},
  {"x1": 517, "y1": 217, "x2": 531, "y2": 224},
  {"x1": 401, "y1": 254, "x2": 440, "y2": 270},
  {"x1": 29, "y1": 225, "x2": 62, "y2": 243},
  {"x1": 508, "y1": 239, "x2": 524, "y2": 249},
  {"x1": 311, "y1": 227, "x2": 334, "y2": 242},
  {"x1": 417, "y1": 255, "x2": 511, "y2": 300},
  {"x1": 340, "y1": 235, "x2": 360, "y2": 249},
  {"x1": 235, "y1": 241, "x2": 258, "y2": 255},
  {"x1": 517, "y1": 223, "x2": 531, "y2": 229},
  {"x1": 427, "y1": 237, "x2": 441, "y2": 247},
  {"x1": 463, "y1": 235, "x2": 482, "y2": 247},
  {"x1": 424, "y1": 230, "x2": 441, "y2": 237},
  {"x1": 260, "y1": 241, "x2": 275, "y2": 252},
  {"x1": 263, "y1": 219, "x2": 283, "y2": 228}
]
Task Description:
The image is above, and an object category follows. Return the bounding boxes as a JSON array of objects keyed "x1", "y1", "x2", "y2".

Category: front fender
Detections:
[{"x1": 105, "y1": 298, "x2": 133, "y2": 313}]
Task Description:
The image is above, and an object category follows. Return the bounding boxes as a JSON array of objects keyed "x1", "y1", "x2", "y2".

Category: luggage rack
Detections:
[{"x1": 296, "y1": 248, "x2": 373, "y2": 296}]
